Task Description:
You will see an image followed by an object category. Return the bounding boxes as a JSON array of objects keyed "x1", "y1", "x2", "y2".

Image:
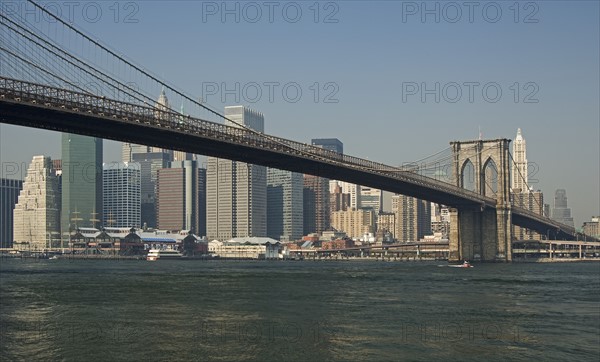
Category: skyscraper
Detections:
[
  {"x1": 360, "y1": 186, "x2": 383, "y2": 213},
  {"x1": 309, "y1": 139, "x2": 342, "y2": 235},
  {"x1": 157, "y1": 160, "x2": 206, "y2": 234},
  {"x1": 1, "y1": 178, "x2": 23, "y2": 248},
  {"x1": 303, "y1": 174, "x2": 330, "y2": 235},
  {"x1": 332, "y1": 180, "x2": 361, "y2": 209},
  {"x1": 122, "y1": 88, "x2": 183, "y2": 164},
  {"x1": 551, "y1": 189, "x2": 574, "y2": 227},
  {"x1": 102, "y1": 162, "x2": 141, "y2": 228},
  {"x1": 267, "y1": 168, "x2": 303, "y2": 241},
  {"x1": 206, "y1": 157, "x2": 234, "y2": 240},
  {"x1": 13, "y1": 156, "x2": 60, "y2": 250},
  {"x1": 206, "y1": 106, "x2": 266, "y2": 240},
  {"x1": 61, "y1": 134, "x2": 102, "y2": 242},
  {"x1": 511, "y1": 128, "x2": 528, "y2": 192},
  {"x1": 330, "y1": 183, "x2": 351, "y2": 213},
  {"x1": 311, "y1": 138, "x2": 343, "y2": 154},
  {"x1": 392, "y1": 194, "x2": 431, "y2": 242},
  {"x1": 131, "y1": 151, "x2": 171, "y2": 228},
  {"x1": 508, "y1": 128, "x2": 545, "y2": 239}
]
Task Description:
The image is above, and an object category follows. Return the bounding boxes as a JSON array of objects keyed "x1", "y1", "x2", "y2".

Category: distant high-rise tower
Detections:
[
  {"x1": 13, "y1": 156, "x2": 60, "y2": 250},
  {"x1": 61, "y1": 134, "x2": 102, "y2": 242},
  {"x1": 511, "y1": 128, "x2": 528, "y2": 192},
  {"x1": 131, "y1": 152, "x2": 171, "y2": 228},
  {"x1": 172, "y1": 104, "x2": 194, "y2": 162},
  {"x1": 392, "y1": 194, "x2": 431, "y2": 242},
  {"x1": 157, "y1": 160, "x2": 206, "y2": 234},
  {"x1": 0, "y1": 178, "x2": 23, "y2": 248},
  {"x1": 310, "y1": 139, "x2": 343, "y2": 234},
  {"x1": 154, "y1": 87, "x2": 170, "y2": 118},
  {"x1": 267, "y1": 168, "x2": 303, "y2": 241},
  {"x1": 551, "y1": 189, "x2": 574, "y2": 227},
  {"x1": 303, "y1": 174, "x2": 330, "y2": 235},
  {"x1": 509, "y1": 128, "x2": 545, "y2": 239},
  {"x1": 330, "y1": 183, "x2": 351, "y2": 213},
  {"x1": 360, "y1": 186, "x2": 383, "y2": 213},
  {"x1": 311, "y1": 138, "x2": 343, "y2": 154},
  {"x1": 102, "y1": 162, "x2": 141, "y2": 228},
  {"x1": 206, "y1": 106, "x2": 266, "y2": 240},
  {"x1": 332, "y1": 181, "x2": 361, "y2": 209},
  {"x1": 122, "y1": 89, "x2": 179, "y2": 163}
]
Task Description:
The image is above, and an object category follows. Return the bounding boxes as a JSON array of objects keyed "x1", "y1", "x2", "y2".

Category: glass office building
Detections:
[{"x1": 61, "y1": 133, "x2": 103, "y2": 242}]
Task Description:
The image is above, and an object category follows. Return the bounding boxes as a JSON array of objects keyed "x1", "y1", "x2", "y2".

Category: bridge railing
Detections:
[{"x1": 1, "y1": 77, "x2": 496, "y2": 206}]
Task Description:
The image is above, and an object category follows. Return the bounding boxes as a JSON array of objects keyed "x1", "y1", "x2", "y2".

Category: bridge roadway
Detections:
[{"x1": 0, "y1": 77, "x2": 588, "y2": 241}]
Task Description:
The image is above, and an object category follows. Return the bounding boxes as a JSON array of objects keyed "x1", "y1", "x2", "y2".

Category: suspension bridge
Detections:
[{"x1": 0, "y1": 1, "x2": 596, "y2": 261}]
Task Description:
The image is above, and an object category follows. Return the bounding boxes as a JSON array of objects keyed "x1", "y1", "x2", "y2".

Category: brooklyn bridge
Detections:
[{"x1": 0, "y1": 1, "x2": 596, "y2": 261}]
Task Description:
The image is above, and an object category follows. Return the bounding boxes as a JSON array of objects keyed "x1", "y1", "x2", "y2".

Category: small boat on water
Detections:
[
  {"x1": 147, "y1": 249, "x2": 183, "y2": 261},
  {"x1": 448, "y1": 260, "x2": 474, "y2": 268}
]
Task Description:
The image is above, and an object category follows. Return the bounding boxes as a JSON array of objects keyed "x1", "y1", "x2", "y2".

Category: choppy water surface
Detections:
[{"x1": 1, "y1": 259, "x2": 598, "y2": 361}]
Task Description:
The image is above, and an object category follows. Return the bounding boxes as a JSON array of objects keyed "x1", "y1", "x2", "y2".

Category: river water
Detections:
[{"x1": 0, "y1": 259, "x2": 598, "y2": 361}]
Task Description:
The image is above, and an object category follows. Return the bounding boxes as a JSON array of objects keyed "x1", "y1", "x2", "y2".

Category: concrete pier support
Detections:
[{"x1": 449, "y1": 207, "x2": 506, "y2": 262}]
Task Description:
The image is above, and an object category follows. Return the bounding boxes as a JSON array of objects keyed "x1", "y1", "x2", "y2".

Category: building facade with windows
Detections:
[
  {"x1": 13, "y1": 156, "x2": 61, "y2": 250},
  {"x1": 102, "y1": 162, "x2": 141, "y2": 228},
  {"x1": 267, "y1": 168, "x2": 303, "y2": 241},
  {"x1": 206, "y1": 106, "x2": 267, "y2": 240}
]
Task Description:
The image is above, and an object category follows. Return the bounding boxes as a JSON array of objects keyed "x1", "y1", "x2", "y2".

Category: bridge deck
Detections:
[{"x1": 0, "y1": 77, "x2": 590, "y2": 241}]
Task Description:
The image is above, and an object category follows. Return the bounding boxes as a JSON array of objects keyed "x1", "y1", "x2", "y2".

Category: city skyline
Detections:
[
  {"x1": 1, "y1": 3, "x2": 598, "y2": 361},
  {"x1": 1, "y1": 2, "x2": 598, "y2": 227}
]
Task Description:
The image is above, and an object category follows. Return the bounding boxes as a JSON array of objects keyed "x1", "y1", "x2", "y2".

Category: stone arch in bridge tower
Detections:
[
  {"x1": 451, "y1": 139, "x2": 510, "y2": 204},
  {"x1": 482, "y1": 157, "x2": 498, "y2": 197},
  {"x1": 449, "y1": 139, "x2": 512, "y2": 262},
  {"x1": 460, "y1": 158, "x2": 476, "y2": 192}
]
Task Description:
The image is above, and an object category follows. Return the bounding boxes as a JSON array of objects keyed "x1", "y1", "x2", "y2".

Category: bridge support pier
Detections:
[{"x1": 449, "y1": 207, "x2": 512, "y2": 262}]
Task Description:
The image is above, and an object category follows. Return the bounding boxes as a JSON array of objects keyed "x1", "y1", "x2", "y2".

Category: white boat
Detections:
[
  {"x1": 147, "y1": 249, "x2": 183, "y2": 261},
  {"x1": 448, "y1": 261, "x2": 474, "y2": 268}
]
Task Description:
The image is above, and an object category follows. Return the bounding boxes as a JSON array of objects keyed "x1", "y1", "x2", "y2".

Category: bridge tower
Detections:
[{"x1": 449, "y1": 139, "x2": 512, "y2": 262}]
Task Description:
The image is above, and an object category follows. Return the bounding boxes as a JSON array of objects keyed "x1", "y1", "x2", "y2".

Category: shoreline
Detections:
[
  {"x1": 3, "y1": 253, "x2": 600, "y2": 263},
  {"x1": 513, "y1": 257, "x2": 600, "y2": 263}
]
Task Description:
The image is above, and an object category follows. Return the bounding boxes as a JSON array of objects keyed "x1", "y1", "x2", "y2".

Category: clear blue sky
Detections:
[{"x1": 1, "y1": 1, "x2": 598, "y2": 226}]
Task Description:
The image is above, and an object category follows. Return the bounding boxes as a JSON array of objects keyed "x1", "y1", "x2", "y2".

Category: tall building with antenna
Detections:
[
  {"x1": 510, "y1": 128, "x2": 544, "y2": 240},
  {"x1": 123, "y1": 88, "x2": 176, "y2": 161},
  {"x1": 511, "y1": 128, "x2": 528, "y2": 192}
]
